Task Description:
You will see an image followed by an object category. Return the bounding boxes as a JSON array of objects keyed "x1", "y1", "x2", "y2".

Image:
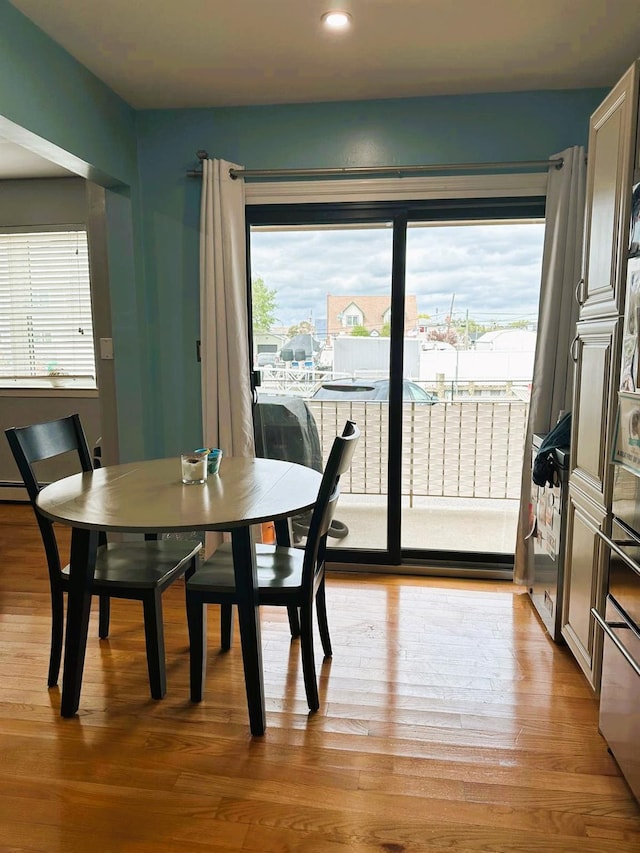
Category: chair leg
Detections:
[
  {"x1": 316, "y1": 578, "x2": 332, "y2": 657},
  {"x1": 98, "y1": 594, "x2": 110, "y2": 639},
  {"x1": 186, "y1": 592, "x2": 207, "y2": 702},
  {"x1": 48, "y1": 589, "x2": 65, "y2": 687},
  {"x1": 142, "y1": 590, "x2": 166, "y2": 700},
  {"x1": 287, "y1": 605, "x2": 301, "y2": 639},
  {"x1": 220, "y1": 603, "x2": 234, "y2": 651},
  {"x1": 185, "y1": 554, "x2": 198, "y2": 582},
  {"x1": 299, "y1": 603, "x2": 320, "y2": 713}
]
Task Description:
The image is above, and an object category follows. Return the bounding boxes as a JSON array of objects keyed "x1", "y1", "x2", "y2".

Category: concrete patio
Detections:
[{"x1": 329, "y1": 494, "x2": 520, "y2": 553}]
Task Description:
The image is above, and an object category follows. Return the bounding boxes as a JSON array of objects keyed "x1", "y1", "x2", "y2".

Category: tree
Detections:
[
  {"x1": 350, "y1": 324, "x2": 370, "y2": 336},
  {"x1": 462, "y1": 318, "x2": 489, "y2": 335},
  {"x1": 379, "y1": 322, "x2": 391, "y2": 337},
  {"x1": 428, "y1": 327, "x2": 459, "y2": 346},
  {"x1": 251, "y1": 276, "x2": 277, "y2": 333},
  {"x1": 287, "y1": 320, "x2": 315, "y2": 338}
]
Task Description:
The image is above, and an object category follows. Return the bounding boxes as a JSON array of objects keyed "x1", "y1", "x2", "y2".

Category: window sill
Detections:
[{"x1": 0, "y1": 377, "x2": 98, "y2": 396}]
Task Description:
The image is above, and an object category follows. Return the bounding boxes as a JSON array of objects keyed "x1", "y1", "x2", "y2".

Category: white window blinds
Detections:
[{"x1": 0, "y1": 230, "x2": 95, "y2": 384}]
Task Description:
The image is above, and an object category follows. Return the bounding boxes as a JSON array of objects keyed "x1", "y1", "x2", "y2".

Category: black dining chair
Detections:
[
  {"x1": 186, "y1": 419, "x2": 359, "y2": 712},
  {"x1": 5, "y1": 414, "x2": 202, "y2": 699}
]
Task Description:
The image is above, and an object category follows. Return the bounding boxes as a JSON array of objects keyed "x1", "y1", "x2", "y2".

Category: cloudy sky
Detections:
[{"x1": 250, "y1": 221, "x2": 545, "y2": 331}]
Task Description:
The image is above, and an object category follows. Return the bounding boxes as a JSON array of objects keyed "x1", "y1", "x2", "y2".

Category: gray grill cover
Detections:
[{"x1": 254, "y1": 396, "x2": 323, "y2": 473}]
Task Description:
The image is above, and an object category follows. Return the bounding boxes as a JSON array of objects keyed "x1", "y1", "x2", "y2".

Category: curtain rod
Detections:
[{"x1": 186, "y1": 149, "x2": 563, "y2": 179}]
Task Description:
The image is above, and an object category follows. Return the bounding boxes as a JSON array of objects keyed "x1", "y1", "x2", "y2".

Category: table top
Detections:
[{"x1": 36, "y1": 456, "x2": 322, "y2": 533}]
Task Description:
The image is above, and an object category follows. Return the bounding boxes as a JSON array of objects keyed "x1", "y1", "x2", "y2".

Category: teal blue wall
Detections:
[
  {"x1": 138, "y1": 91, "x2": 605, "y2": 174},
  {"x1": 136, "y1": 90, "x2": 605, "y2": 454},
  {"x1": 0, "y1": 0, "x2": 149, "y2": 461},
  {"x1": 0, "y1": 2, "x2": 136, "y2": 184},
  {"x1": 0, "y1": 0, "x2": 608, "y2": 459}
]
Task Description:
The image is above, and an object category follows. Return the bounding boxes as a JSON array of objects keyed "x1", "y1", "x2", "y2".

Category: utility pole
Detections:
[{"x1": 447, "y1": 294, "x2": 455, "y2": 334}]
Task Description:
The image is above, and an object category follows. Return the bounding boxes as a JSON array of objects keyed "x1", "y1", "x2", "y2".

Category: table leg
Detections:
[
  {"x1": 61, "y1": 527, "x2": 98, "y2": 717},
  {"x1": 231, "y1": 526, "x2": 265, "y2": 736},
  {"x1": 274, "y1": 517, "x2": 292, "y2": 547}
]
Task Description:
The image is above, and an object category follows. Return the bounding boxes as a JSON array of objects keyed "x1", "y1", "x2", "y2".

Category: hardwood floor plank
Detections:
[
  {"x1": 0, "y1": 502, "x2": 638, "y2": 851},
  {"x1": 214, "y1": 794, "x2": 640, "y2": 853}
]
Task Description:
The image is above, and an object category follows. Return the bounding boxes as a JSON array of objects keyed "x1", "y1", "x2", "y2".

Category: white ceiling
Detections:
[
  {"x1": 0, "y1": 137, "x2": 75, "y2": 179},
  {"x1": 9, "y1": 0, "x2": 640, "y2": 109},
  {"x1": 3, "y1": 1, "x2": 640, "y2": 178}
]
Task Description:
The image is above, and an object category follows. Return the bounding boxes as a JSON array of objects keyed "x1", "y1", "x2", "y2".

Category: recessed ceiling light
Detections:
[{"x1": 321, "y1": 10, "x2": 352, "y2": 30}]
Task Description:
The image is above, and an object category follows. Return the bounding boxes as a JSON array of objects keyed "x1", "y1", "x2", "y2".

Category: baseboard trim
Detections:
[{"x1": 0, "y1": 483, "x2": 28, "y2": 502}]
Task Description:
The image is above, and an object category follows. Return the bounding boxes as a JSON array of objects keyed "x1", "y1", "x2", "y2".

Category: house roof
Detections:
[{"x1": 327, "y1": 294, "x2": 418, "y2": 331}]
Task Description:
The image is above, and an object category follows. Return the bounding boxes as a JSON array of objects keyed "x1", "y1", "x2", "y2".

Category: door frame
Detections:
[{"x1": 246, "y1": 173, "x2": 548, "y2": 573}]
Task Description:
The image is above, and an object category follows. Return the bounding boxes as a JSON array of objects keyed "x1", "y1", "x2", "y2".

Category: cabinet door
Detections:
[
  {"x1": 561, "y1": 486, "x2": 607, "y2": 691},
  {"x1": 579, "y1": 62, "x2": 639, "y2": 319},
  {"x1": 570, "y1": 317, "x2": 620, "y2": 507}
]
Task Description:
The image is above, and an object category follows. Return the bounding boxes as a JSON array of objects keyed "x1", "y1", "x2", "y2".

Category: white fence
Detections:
[{"x1": 306, "y1": 400, "x2": 529, "y2": 501}]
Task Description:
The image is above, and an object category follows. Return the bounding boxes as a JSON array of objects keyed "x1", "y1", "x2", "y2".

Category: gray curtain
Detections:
[{"x1": 513, "y1": 146, "x2": 586, "y2": 584}]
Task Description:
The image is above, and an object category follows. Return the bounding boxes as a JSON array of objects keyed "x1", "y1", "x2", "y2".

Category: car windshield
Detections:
[
  {"x1": 312, "y1": 382, "x2": 378, "y2": 401},
  {"x1": 311, "y1": 379, "x2": 437, "y2": 403}
]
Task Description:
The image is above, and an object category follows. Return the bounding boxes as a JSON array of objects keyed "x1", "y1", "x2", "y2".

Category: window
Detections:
[
  {"x1": 0, "y1": 230, "x2": 95, "y2": 387},
  {"x1": 407, "y1": 383, "x2": 433, "y2": 402},
  {"x1": 343, "y1": 302, "x2": 363, "y2": 327}
]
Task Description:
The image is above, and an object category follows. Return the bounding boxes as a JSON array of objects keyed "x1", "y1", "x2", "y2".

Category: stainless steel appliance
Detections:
[
  {"x1": 594, "y1": 511, "x2": 640, "y2": 803},
  {"x1": 592, "y1": 213, "x2": 640, "y2": 803},
  {"x1": 529, "y1": 435, "x2": 569, "y2": 642}
]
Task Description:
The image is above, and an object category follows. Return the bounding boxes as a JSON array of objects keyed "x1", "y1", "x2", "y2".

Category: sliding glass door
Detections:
[
  {"x1": 402, "y1": 219, "x2": 545, "y2": 556},
  {"x1": 249, "y1": 220, "x2": 394, "y2": 552},
  {"x1": 247, "y1": 199, "x2": 545, "y2": 571}
]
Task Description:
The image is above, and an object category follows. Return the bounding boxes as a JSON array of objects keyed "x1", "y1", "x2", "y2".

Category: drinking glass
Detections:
[
  {"x1": 207, "y1": 448, "x2": 223, "y2": 474},
  {"x1": 181, "y1": 450, "x2": 208, "y2": 484},
  {"x1": 195, "y1": 447, "x2": 224, "y2": 475}
]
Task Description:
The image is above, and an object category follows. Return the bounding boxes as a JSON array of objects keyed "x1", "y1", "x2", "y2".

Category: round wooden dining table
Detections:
[{"x1": 36, "y1": 455, "x2": 322, "y2": 735}]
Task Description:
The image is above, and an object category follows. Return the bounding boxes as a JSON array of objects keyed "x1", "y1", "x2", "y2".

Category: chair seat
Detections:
[
  {"x1": 187, "y1": 542, "x2": 303, "y2": 595},
  {"x1": 61, "y1": 539, "x2": 202, "y2": 590}
]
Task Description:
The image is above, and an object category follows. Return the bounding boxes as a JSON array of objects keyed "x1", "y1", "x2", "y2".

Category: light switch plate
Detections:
[{"x1": 99, "y1": 337, "x2": 114, "y2": 360}]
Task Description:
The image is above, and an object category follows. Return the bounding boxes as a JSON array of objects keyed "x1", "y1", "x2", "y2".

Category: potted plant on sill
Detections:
[{"x1": 46, "y1": 363, "x2": 66, "y2": 387}]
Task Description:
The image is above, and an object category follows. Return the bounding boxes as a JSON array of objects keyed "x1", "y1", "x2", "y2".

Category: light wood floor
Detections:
[{"x1": 1, "y1": 503, "x2": 638, "y2": 852}]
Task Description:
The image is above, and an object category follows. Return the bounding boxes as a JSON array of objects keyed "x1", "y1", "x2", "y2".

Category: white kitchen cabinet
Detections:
[
  {"x1": 561, "y1": 486, "x2": 607, "y2": 691},
  {"x1": 569, "y1": 317, "x2": 620, "y2": 507},
  {"x1": 562, "y1": 60, "x2": 639, "y2": 691},
  {"x1": 579, "y1": 63, "x2": 638, "y2": 320}
]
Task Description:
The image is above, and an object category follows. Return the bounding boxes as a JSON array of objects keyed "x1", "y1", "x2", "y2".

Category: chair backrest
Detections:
[
  {"x1": 301, "y1": 420, "x2": 360, "y2": 593},
  {"x1": 5, "y1": 414, "x2": 95, "y2": 580}
]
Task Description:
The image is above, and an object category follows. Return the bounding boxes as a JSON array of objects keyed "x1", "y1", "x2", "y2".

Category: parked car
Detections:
[
  {"x1": 311, "y1": 378, "x2": 438, "y2": 403},
  {"x1": 255, "y1": 352, "x2": 278, "y2": 368}
]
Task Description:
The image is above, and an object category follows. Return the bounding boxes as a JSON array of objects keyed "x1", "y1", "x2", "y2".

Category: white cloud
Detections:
[{"x1": 250, "y1": 221, "x2": 544, "y2": 329}]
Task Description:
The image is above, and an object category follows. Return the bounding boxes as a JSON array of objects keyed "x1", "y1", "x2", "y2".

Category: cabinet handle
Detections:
[
  {"x1": 591, "y1": 608, "x2": 640, "y2": 677},
  {"x1": 575, "y1": 278, "x2": 586, "y2": 306},
  {"x1": 570, "y1": 334, "x2": 579, "y2": 362},
  {"x1": 595, "y1": 528, "x2": 640, "y2": 578}
]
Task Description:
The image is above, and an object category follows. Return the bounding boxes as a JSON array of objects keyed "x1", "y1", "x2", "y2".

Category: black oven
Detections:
[{"x1": 594, "y1": 517, "x2": 640, "y2": 802}]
